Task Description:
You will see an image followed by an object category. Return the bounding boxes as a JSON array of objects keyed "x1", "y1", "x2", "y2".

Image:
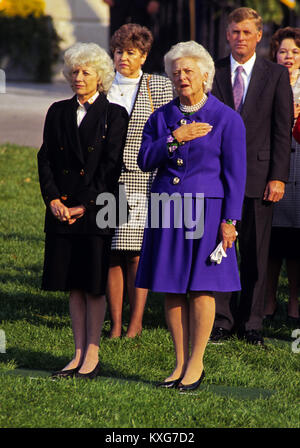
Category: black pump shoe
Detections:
[
  {"x1": 75, "y1": 362, "x2": 101, "y2": 380},
  {"x1": 177, "y1": 371, "x2": 205, "y2": 392},
  {"x1": 51, "y1": 366, "x2": 80, "y2": 379},
  {"x1": 156, "y1": 377, "x2": 183, "y2": 389}
]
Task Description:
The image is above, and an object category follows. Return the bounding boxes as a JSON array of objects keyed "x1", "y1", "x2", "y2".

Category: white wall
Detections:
[{"x1": 45, "y1": 0, "x2": 110, "y2": 79}]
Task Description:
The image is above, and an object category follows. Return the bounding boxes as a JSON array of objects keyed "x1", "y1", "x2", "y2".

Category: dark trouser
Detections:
[{"x1": 214, "y1": 197, "x2": 274, "y2": 332}]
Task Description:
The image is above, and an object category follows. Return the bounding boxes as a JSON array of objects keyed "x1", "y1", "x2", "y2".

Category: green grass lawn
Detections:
[{"x1": 0, "y1": 144, "x2": 299, "y2": 429}]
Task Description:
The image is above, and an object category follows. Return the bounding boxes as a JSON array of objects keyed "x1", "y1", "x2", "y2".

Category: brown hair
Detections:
[
  {"x1": 227, "y1": 7, "x2": 263, "y2": 32},
  {"x1": 270, "y1": 27, "x2": 300, "y2": 62},
  {"x1": 110, "y1": 23, "x2": 153, "y2": 55}
]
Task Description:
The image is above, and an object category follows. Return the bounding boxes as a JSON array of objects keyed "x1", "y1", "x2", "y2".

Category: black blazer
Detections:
[
  {"x1": 212, "y1": 56, "x2": 293, "y2": 198},
  {"x1": 37, "y1": 93, "x2": 128, "y2": 235}
]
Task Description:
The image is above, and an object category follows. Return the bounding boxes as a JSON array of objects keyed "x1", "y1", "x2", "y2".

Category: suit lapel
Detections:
[
  {"x1": 215, "y1": 56, "x2": 270, "y2": 122},
  {"x1": 78, "y1": 93, "x2": 107, "y2": 148},
  {"x1": 241, "y1": 57, "x2": 269, "y2": 121},
  {"x1": 215, "y1": 57, "x2": 235, "y2": 109},
  {"x1": 129, "y1": 74, "x2": 152, "y2": 119},
  {"x1": 164, "y1": 98, "x2": 185, "y2": 129},
  {"x1": 128, "y1": 73, "x2": 150, "y2": 119},
  {"x1": 63, "y1": 93, "x2": 107, "y2": 165},
  {"x1": 123, "y1": 74, "x2": 153, "y2": 170},
  {"x1": 63, "y1": 95, "x2": 85, "y2": 165}
]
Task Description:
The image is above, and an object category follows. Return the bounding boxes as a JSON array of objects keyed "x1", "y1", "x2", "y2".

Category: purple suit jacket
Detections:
[{"x1": 137, "y1": 93, "x2": 246, "y2": 220}]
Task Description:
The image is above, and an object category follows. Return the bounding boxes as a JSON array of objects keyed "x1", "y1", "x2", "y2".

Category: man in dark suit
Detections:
[{"x1": 211, "y1": 7, "x2": 293, "y2": 345}]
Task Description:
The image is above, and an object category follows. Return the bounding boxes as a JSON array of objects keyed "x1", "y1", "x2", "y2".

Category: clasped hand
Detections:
[
  {"x1": 50, "y1": 199, "x2": 86, "y2": 225},
  {"x1": 172, "y1": 121, "x2": 213, "y2": 143}
]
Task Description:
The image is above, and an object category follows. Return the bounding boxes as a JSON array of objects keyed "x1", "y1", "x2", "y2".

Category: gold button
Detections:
[
  {"x1": 180, "y1": 119, "x2": 187, "y2": 125},
  {"x1": 173, "y1": 176, "x2": 180, "y2": 185},
  {"x1": 87, "y1": 146, "x2": 94, "y2": 152},
  {"x1": 62, "y1": 169, "x2": 69, "y2": 175},
  {"x1": 80, "y1": 169, "x2": 85, "y2": 176},
  {"x1": 177, "y1": 158, "x2": 184, "y2": 166}
]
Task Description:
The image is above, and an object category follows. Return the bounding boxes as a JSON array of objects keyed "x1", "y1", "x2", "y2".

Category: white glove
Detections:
[
  {"x1": 210, "y1": 242, "x2": 227, "y2": 264},
  {"x1": 210, "y1": 231, "x2": 238, "y2": 264}
]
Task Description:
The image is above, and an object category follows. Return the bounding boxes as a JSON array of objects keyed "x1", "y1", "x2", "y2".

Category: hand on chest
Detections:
[{"x1": 170, "y1": 116, "x2": 220, "y2": 166}]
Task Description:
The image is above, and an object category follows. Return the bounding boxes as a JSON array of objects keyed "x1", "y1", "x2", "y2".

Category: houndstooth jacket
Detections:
[{"x1": 111, "y1": 72, "x2": 174, "y2": 251}]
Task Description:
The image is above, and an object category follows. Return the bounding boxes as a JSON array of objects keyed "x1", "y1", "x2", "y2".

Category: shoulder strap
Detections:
[{"x1": 147, "y1": 74, "x2": 154, "y2": 113}]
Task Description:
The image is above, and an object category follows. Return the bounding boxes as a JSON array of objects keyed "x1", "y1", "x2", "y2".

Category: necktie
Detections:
[{"x1": 233, "y1": 66, "x2": 244, "y2": 113}]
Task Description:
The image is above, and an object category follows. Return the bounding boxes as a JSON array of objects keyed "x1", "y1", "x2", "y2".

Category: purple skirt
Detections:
[{"x1": 135, "y1": 197, "x2": 241, "y2": 293}]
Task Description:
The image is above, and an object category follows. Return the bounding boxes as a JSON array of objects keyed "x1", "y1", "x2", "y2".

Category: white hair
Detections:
[
  {"x1": 164, "y1": 41, "x2": 215, "y2": 93},
  {"x1": 63, "y1": 42, "x2": 115, "y2": 94}
]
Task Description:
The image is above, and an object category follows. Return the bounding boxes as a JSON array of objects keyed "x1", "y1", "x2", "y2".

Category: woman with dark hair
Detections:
[
  {"x1": 106, "y1": 23, "x2": 173, "y2": 338},
  {"x1": 38, "y1": 43, "x2": 128, "y2": 379},
  {"x1": 266, "y1": 27, "x2": 300, "y2": 325}
]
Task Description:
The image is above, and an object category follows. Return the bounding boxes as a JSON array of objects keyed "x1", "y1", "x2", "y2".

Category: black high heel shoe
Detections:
[
  {"x1": 51, "y1": 366, "x2": 81, "y2": 379},
  {"x1": 156, "y1": 377, "x2": 183, "y2": 389},
  {"x1": 75, "y1": 362, "x2": 101, "y2": 380},
  {"x1": 177, "y1": 371, "x2": 205, "y2": 392}
]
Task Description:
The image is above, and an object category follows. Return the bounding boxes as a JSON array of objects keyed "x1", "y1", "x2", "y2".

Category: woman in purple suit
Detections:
[{"x1": 135, "y1": 41, "x2": 246, "y2": 392}]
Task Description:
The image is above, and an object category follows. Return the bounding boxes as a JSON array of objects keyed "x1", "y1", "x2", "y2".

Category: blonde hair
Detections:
[
  {"x1": 63, "y1": 42, "x2": 114, "y2": 94},
  {"x1": 227, "y1": 7, "x2": 263, "y2": 32},
  {"x1": 164, "y1": 41, "x2": 215, "y2": 93}
]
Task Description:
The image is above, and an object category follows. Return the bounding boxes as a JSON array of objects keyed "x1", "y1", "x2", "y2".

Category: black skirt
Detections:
[{"x1": 42, "y1": 233, "x2": 112, "y2": 295}]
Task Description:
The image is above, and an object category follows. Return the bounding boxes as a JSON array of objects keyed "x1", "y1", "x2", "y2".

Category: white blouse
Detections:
[
  {"x1": 107, "y1": 70, "x2": 143, "y2": 115},
  {"x1": 76, "y1": 91, "x2": 99, "y2": 127}
]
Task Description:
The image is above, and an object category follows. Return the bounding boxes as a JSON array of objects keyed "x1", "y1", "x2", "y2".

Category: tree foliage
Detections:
[
  {"x1": 0, "y1": 14, "x2": 61, "y2": 82},
  {"x1": 0, "y1": 0, "x2": 46, "y2": 18}
]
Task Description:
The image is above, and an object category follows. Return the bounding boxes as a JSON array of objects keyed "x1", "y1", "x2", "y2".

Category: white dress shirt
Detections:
[
  {"x1": 76, "y1": 91, "x2": 99, "y2": 127},
  {"x1": 230, "y1": 53, "x2": 256, "y2": 103},
  {"x1": 107, "y1": 70, "x2": 143, "y2": 115}
]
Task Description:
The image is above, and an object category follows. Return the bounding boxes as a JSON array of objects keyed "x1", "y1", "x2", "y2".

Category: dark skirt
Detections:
[
  {"x1": 269, "y1": 227, "x2": 300, "y2": 258},
  {"x1": 42, "y1": 233, "x2": 112, "y2": 295},
  {"x1": 135, "y1": 197, "x2": 241, "y2": 293}
]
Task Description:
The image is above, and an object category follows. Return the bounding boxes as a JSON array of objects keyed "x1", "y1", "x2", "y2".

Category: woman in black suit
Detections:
[{"x1": 38, "y1": 42, "x2": 128, "y2": 379}]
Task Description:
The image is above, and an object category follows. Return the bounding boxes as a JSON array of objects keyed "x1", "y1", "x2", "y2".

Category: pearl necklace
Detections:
[{"x1": 180, "y1": 94, "x2": 208, "y2": 113}]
